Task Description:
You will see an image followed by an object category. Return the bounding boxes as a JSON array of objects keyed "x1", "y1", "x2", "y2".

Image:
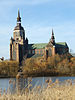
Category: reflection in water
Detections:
[
  {"x1": 16, "y1": 72, "x2": 28, "y2": 93},
  {"x1": 0, "y1": 77, "x2": 75, "y2": 94}
]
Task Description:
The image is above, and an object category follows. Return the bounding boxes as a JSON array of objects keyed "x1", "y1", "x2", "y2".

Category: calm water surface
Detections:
[{"x1": 0, "y1": 77, "x2": 75, "y2": 92}]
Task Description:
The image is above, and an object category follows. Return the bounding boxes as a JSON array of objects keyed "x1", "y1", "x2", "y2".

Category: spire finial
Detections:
[
  {"x1": 18, "y1": 9, "x2": 20, "y2": 18},
  {"x1": 50, "y1": 29, "x2": 55, "y2": 45},
  {"x1": 52, "y1": 29, "x2": 54, "y2": 35},
  {"x1": 17, "y1": 9, "x2": 21, "y2": 22}
]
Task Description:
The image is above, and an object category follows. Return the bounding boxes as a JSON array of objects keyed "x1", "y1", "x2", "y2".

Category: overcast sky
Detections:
[{"x1": 0, "y1": 0, "x2": 75, "y2": 59}]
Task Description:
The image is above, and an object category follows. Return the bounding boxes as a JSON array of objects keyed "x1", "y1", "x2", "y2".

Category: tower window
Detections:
[
  {"x1": 32, "y1": 50, "x2": 35, "y2": 54},
  {"x1": 16, "y1": 38, "x2": 19, "y2": 40}
]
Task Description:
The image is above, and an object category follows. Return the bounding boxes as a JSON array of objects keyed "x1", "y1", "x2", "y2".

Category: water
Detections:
[{"x1": 0, "y1": 77, "x2": 75, "y2": 92}]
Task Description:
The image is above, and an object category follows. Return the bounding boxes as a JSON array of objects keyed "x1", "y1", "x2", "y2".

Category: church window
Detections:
[
  {"x1": 48, "y1": 48, "x2": 52, "y2": 56},
  {"x1": 16, "y1": 38, "x2": 19, "y2": 40},
  {"x1": 32, "y1": 50, "x2": 35, "y2": 54}
]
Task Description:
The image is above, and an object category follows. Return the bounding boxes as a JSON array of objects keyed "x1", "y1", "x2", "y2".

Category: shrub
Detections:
[{"x1": 0, "y1": 61, "x2": 18, "y2": 77}]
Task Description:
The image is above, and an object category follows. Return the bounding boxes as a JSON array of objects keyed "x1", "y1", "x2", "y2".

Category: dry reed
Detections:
[{"x1": 0, "y1": 79, "x2": 75, "y2": 100}]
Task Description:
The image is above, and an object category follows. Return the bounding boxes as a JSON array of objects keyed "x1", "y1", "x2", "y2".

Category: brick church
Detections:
[{"x1": 10, "y1": 10, "x2": 69, "y2": 63}]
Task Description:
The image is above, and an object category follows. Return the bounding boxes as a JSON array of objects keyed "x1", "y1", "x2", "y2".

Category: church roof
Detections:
[
  {"x1": 28, "y1": 43, "x2": 47, "y2": 49},
  {"x1": 56, "y1": 42, "x2": 67, "y2": 45},
  {"x1": 14, "y1": 25, "x2": 24, "y2": 30},
  {"x1": 28, "y1": 42, "x2": 68, "y2": 49},
  {"x1": 55, "y1": 42, "x2": 68, "y2": 48}
]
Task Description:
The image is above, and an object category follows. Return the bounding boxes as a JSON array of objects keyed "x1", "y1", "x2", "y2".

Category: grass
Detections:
[{"x1": 0, "y1": 79, "x2": 75, "y2": 100}]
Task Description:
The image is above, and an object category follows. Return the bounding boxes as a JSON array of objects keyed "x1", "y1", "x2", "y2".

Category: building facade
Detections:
[{"x1": 10, "y1": 11, "x2": 69, "y2": 63}]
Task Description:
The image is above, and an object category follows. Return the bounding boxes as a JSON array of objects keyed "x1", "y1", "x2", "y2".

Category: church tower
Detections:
[{"x1": 10, "y1": 10, "x2": 28, "y2": 64}]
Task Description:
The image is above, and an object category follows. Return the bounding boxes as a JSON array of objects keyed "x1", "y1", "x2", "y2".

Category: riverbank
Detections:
[
  {"x1": 23, "y1": 69, "x2": 74, "y2": 78},
  {"x1": 0, "y1": 54, "x2": 75, "y2": 78}
]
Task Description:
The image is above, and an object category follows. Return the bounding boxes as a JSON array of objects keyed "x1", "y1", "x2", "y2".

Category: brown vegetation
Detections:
[
  {"x1": 0, "y1": 61, "x2": 18, "y2": 78},
  {"x1": 23, "y1": 53, "x2": 75, "y2": 77},
  {"x1": 0, "y1": 53, "x2": 75, "y2": 77}
]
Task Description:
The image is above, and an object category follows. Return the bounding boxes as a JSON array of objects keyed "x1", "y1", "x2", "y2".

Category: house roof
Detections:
[{"x1": 28, "y1": 42, "x2": 68, "y2": 49}]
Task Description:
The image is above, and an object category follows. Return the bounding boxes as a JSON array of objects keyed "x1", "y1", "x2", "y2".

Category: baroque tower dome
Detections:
[
  {"x1": 14, "y1": 10, "x2": 24, "y2": 31},
  {"x1": 13, "y1": 10, "x2": 25, "y2": 42}
]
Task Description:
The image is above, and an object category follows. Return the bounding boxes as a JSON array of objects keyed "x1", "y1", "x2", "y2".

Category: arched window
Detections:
[
  {"x1": 48, "y1": 48, "x2": 52, "y2": 56},
  {"x1": 32, "y1": 50, "x2": 35, "y2": 54}
]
